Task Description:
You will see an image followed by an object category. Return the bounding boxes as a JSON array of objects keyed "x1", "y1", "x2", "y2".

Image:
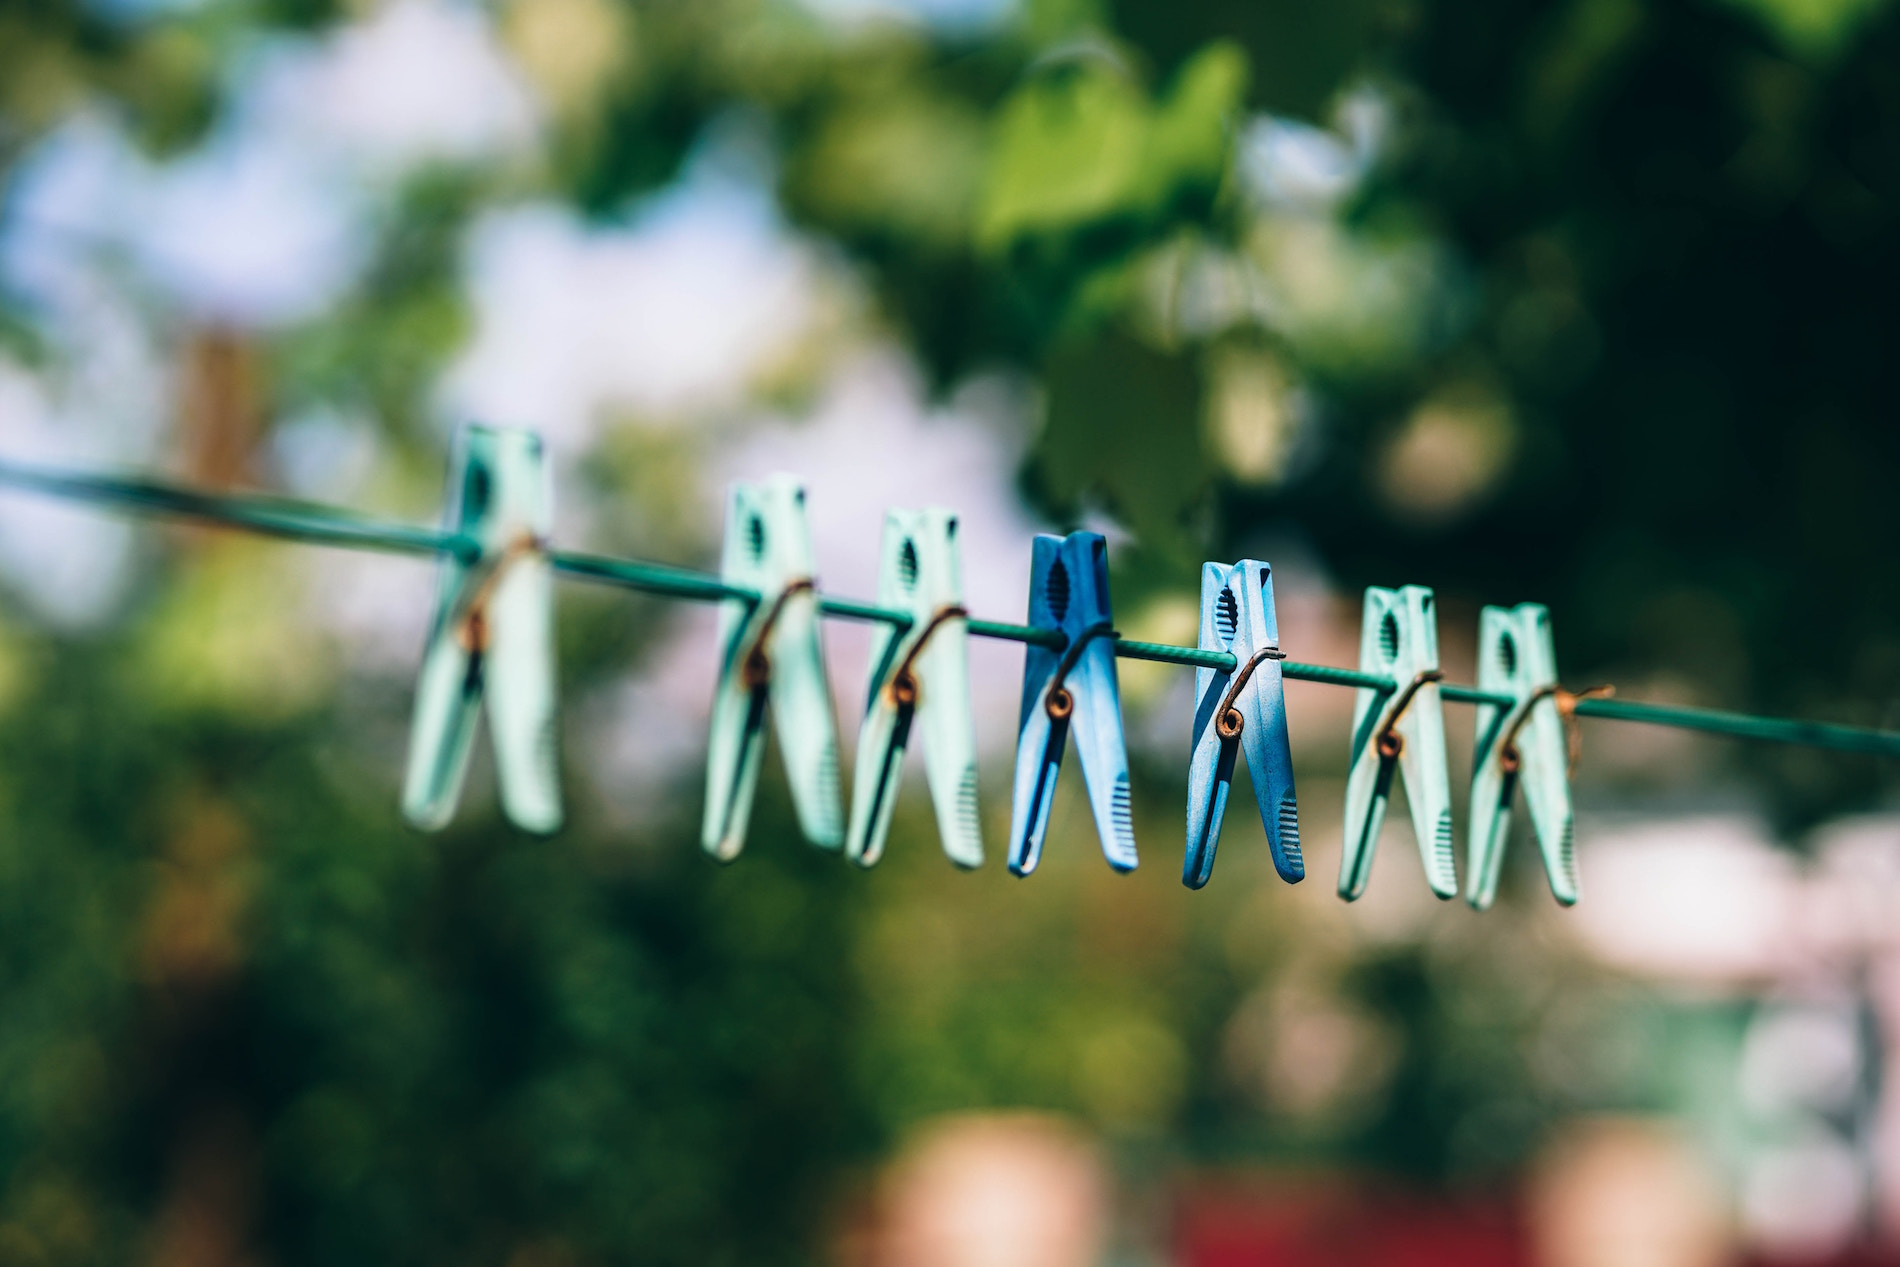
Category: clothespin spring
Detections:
[
  {"x1": 1044, "y1": 620, "x2": 1118, "y2": 720},
  {"x1": 1498, "y1": 683, "x2": 1616, "y2": 776},
  {"x1": 889, "y1": 604, "x2": 969, "y2": 708},
  {"x1": 1374, "y1": 669, "x2": 1446, "y2": 759},
  {"x1": 1213, "y1": 644, "x2": 1288, "y2": 739},
  {"x1": 741, "y1": 577, "x2": 818, "y2": 689},
  {"x1": 452, "y1": 530, "x2": 546, "y2": 655}
]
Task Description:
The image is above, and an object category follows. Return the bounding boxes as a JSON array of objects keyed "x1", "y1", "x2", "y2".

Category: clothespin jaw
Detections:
[
  {"x1": 702, "y1": 476, "x2": 844, "y2": 861},
  {"x1": 1008, "y1": 531, "x2": 1136, "y2": 877},
  {"x1": 1466, "y1": 603, "x2": 1577, "y2": 910},
  {"x1": 403, "y1": 424, "x2": 561, "y2": 834},
  {"x1": 1339, "y1": 585, "x2": 1456, "y2": 901},
  {"x1": 1184, "y1": 560, "x2": 1300, "y2": 889},
  {"x1": 844, "y1": 509, "x2": 982, "y2": 870}
]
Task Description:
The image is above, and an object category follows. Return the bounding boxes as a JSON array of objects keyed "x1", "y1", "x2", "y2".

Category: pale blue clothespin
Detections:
[
  {"x1": 1339, "y1": 586, "x2": 1457, "y2": 900},
  {"x1": 1008, "y1": 531, "x2": 1136, "y2": 876},
  {"x1": 1184, "y1": 560, "x2": 1300, "y2": 889},
  {"x1": 403, "y1": 424, "x2": 561, "y2": 834},
  {"x1": 703, "y1": 476, "x2": 844, "y2": 860},
  {"x1": 1466, "y1": 603, "x2": 1600, "y2": 909},
  {"x1": 844, "y1": 509, "x2": 982, "y2": 869}
]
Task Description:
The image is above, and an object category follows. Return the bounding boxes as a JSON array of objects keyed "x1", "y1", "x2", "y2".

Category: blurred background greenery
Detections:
[{"x1": 1, "y1": 0, "x2": 1899, "y2": 1263}]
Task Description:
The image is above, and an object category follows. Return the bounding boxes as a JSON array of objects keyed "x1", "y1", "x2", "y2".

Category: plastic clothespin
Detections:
[
  {"x1": 844, "y1": 510, "x2": 982, "y2": 869},
  {"x1": 702, "y1": 476, "x2": 844, "y2": 861},
  {"x1": 1008, "y1": 532, "x2": 1136, "y2": 876},
  {"x1": 403, "y1": 424, "x2": 562, "y2": 834},
  {"x1": 1184, "y1": 560, "x2": 1301, "y2": 889},
  {"x1": 1339, "y1": 586, "x2": 1457, "y2": 901},
  {"x1": 1466, "y1": 604, "x2": 1578, "y2": 910}
]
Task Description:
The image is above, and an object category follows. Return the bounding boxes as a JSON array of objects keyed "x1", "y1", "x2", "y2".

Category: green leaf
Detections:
[{"x1": 977, "y1": 40, "x2": 1249, "y2": 253}]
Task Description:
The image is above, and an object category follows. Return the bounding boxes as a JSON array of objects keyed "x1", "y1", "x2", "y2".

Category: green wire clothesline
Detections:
[{"x1": 1, "y1": 454, "x2": 1896, "y2": 761}]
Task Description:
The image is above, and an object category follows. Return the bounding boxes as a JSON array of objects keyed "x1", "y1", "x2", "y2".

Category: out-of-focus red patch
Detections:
[
  {"x1": 1173, "y1": 1171, "x2": 1900, "y2": 1267},
  {"x1": 1173, "y1": 1173, "x2": 1525, "y2": 1267},
  {"x1": 1742, "y1": 1254, "x2": 1900, "y2": 1267}
]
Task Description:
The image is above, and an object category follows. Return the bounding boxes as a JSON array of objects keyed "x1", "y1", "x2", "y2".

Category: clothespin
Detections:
[
  {"x1": 1183, "y1": 560, "x2": 1300, "y2": 889},
  {"x1": 702, "y1": 476, "x2": 844, "y2": 860},
  {"x1": 844, "y1": 509, "x2": 982, "y2": 869},
  {"x1": 1466, "y1": 604, "x2": 1606, "y2": 909},
  {"x1": 1339, "y1": 586, "x2": 1457, "y2": 901},
  {"x1": 1008, "y1": 531, "x2": 1136, "y2": 876},
  {"x1": 403, "y1": 424, "x2": 561, "y2": 834}
]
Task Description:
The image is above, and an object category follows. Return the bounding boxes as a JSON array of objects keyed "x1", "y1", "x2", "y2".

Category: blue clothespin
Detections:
[
  {"x1": 702, "y1": 476, "x2": 844, "y2": 860},
  {"x1": 845, "y1": 509, "x2": 983, "y2": 869},
  {"x1": 403, "y1": 424, "x2": 561, "y2": 834},
  {"x1": 1339, "y1": 586, "x2": 1457, "y2": 900},
  {"x1": 1466, "y1": 604, "x2": 1598, "y2": 910},
  {"x1": 1184, "y1": 560, "x2": 1300, "y2": 889},
  {"x1": 1008, "y1": 532, "x2": 1136, "y2": 876}
]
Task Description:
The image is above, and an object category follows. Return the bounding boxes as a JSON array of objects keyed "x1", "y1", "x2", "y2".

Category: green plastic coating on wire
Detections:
[
  {"x1": 550, "y1": 551, "x2": 756, "y2": 605},
  {"x1": 967, "y1": 618, "x2": 1064, "y2": 649},
  {"x1": 1113, "y1": 637, "x2": 1231, "y2": 670},
  {"x1": 1441, "y1": 682, "x2": 1516, "y2": 708},
  {"x1": 817, "y1": 595, "x2": 910, "y2": 627},
  {"x1": 1289, "y1": 661, "x2": 1401, "y2": 693},
  {"x1": 0, "y1": 458, "x2": 474, "y2": 560},
  {"x1": 1570, "y1": 696, "x2": 1900, "y2": 759},
  {"x1": 0, "y1": 455, "x2": 1895, "y2": 761}
]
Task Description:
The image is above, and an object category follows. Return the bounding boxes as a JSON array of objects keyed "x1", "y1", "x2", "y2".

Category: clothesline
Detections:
[{"x1": 0, "y1": 454, "x2": 1894, "y2": 761}]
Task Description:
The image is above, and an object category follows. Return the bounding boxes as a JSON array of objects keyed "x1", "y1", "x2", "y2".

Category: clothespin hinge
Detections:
[
  {"x1": 1214, "y1": 643, "x2": 1288, "y2": 739},
  {"x1": 453, "y1": 529, "x2": 547, "y2": 654},
  {"x1": 741, "y1": 576, "x2": 818, "y2": 689},
  {"x1": 1375, "y1": 669, "x2": 1446, "y2": 759},
  {"x1": 1044, "y1": 620, "x2": 1118, "y2": 720},
  {"x1": 889, "y1": 603, "x2": 969, "y2": 708},
  {"x1": 1498, "y1": 682, "x2": 1615, "y2": 776}
]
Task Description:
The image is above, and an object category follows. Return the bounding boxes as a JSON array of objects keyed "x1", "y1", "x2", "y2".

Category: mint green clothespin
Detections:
[
  {"x1": 703, "y1": 476, "x2": 844, "y2": 860},
  {"x1": 1467, "y1": 604, "x2": 1596, "y2": 909},
  {"x1": 1340, "y1": 586, "x2": 1456, "y2": 900},
  {"x1": 403, "y1": 425, "x2": 561, "y2": 834},
  {"x1": 844, "y1": 509, "x2": 982, "y2": 869}
]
